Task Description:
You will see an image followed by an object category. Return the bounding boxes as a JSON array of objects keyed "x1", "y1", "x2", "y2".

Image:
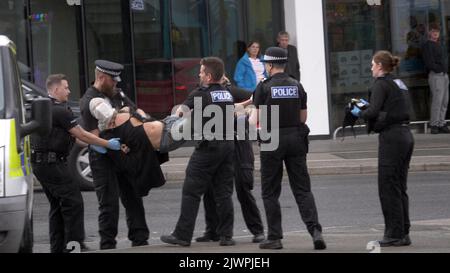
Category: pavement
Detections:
[
  {"x1": 161, "y1": 132, "x2": 450, "y2": 180},
  {"x1": 94, "y1": 131, "x2": 450, "y2": 254},
  {"x1": 101, "y1": 218, "x2": 450, "y2": 254}
]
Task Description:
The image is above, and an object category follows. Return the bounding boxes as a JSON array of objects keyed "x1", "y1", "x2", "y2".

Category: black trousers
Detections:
[
  {"x1": 89, "y1": 150, "x2": 149, "y2": 249},
  {"x1": 202, "y1": 140, "x2": 264, "y2": 236},
  {"x1": 32, "y1": 161, "x2": 85, "y2": 253},
  {"x1": 378, "y1": 126, "x2": 414, "y2": 239},
  {"x1": 173, "y1": 141, "x2": 235, "y2": 242},
  {"x1": 260, "y1": 128, "x2": 322, "y2": 240}
]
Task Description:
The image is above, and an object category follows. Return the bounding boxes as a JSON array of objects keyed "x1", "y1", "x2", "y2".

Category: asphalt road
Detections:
[{"x1": 32, "y1": 171, "x2": 450, "y2": 253}]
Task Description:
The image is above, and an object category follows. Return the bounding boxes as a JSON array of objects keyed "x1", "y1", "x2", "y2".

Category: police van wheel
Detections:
[
  {"x1": 18, "y1": 216, "x2": 33, "y2": 253},
  {"x1": 68, "y1": 145, "x2": 94, "y2": 191}
]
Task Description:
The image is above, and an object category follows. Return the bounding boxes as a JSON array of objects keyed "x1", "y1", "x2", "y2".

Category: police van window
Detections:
[
  {"x1": 8, "y1": 49, "x2": 24, "y2": 125},
  {"x1": 0, "y1": 53, "x2": 4, "y2": 118}
]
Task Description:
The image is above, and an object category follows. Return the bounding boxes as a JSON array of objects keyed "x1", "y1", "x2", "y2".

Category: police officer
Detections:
[
  {"x1": 79, "y1": 60, "x2": 149, "y2": 250},
  {"x1": 351, "y1": 51, "x2": 414, "y2": 247},
  {"x1": 252, "y1": 47, "x2": 326, "y2": 250},
  {"x1": 31, "y1": 74, "x2": 121, "y2": 253},
  {"x1": 160, "y1": 57, "x2": 236, "y2": 247},
  {"x1": 196, "y1": 79, "x2": 265, "y2": 243}
]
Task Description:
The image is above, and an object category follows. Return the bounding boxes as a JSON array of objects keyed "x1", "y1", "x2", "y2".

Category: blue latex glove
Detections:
[
  {"x1": 90, "y1": 144, "x2": 107, "y2": 154},
  {"x1": 107, "y1": 138, "x2": 121, "y2": 150},
  {"x1": 351, "y1": 106, "x2": 362, "y2": 117},
  {"x1": 359, "y1": 99, "x2": 369, "y2": 106}
]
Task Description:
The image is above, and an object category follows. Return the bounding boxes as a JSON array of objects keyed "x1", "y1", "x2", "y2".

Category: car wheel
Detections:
[{"x1": 68, "y1": 144, "x2": 94, "y2": 191}]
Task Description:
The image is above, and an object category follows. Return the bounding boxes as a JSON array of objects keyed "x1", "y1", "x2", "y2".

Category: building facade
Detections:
[
  {"x1": 2, "y1": 0, "x2": 450, "y2": 136},
  {"x1": 286, "y1": 0, "x2": 450, "y2": 135}
]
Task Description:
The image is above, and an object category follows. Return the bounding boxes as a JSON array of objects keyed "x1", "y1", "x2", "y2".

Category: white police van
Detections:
[{"x1": 0, "y1": 35, "x2": 51, "y2": 253}]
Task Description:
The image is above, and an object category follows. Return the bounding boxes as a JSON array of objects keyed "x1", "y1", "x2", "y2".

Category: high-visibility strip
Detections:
[
  {"x1": 9, "y1": 120, "x2": 24, "y2": 178},
  {"x1": 24, "y1": 136, "x2": 31, "y2": 176}
]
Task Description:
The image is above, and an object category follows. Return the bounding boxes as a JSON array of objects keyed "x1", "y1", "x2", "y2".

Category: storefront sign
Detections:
[
  {"x1": 131, "y1": 0, "x2": 145, "y2": 11},
  {"x1": 66, "y1": 0, "x2": 81, "y2": 6}
]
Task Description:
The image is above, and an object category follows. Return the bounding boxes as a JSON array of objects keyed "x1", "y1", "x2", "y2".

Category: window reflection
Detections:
[
  {"x1": 326, "y1": 0, "x2": 450, "y2": 132},
  {"x1": 171, "y1": 0, "x2": 207, "y2": 108},
  {"x1": 133, "y1": 0, "x2": 173, "y2": 118},
  {"x1": 30, "y1": 0, "x2": 81, "y2": 99},
  {"x1": 247, "y1": 0, "x2": 282, "y2": 51},
  {"x1": 171, "y1": 0, "x2": 209, "y2": 58},
  {"x1": 84, "y1": 0, "x2": 134, "y2": 97},
  {"x1": 0, "y1": 0, "x2": 28, "y2": 73},
  {"x1": 390, "y1": 0, "x2": 443, "y2": 121},
  {"x1": 209, "y1": 0, "x2": 244, "y2": 76},
  {"x1": 326, "y1": 0, "x2": 390, "y2": 131}
]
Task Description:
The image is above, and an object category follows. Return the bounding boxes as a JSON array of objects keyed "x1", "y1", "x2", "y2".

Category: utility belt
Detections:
[
  {"x1": 258, "y1": 126, "x2": 306, "y2": 144},
  {"x1": 31, "y1": 151, "x2": 67, "y2": 164},
  {"x1": 383, "y1": 123, "x2": 410, "y2": 131}
]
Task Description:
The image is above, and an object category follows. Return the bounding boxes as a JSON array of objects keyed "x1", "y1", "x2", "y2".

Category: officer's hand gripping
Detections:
[
  {"x1": 107, "y1": 138, "x2": 121, "y2": 150},
  {"x1": 90, "y1": 145, "x2": 107, "y2": 154}
]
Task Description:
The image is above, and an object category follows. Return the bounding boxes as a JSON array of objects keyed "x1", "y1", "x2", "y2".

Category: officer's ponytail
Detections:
[{"x1": 373, "y1": 51, "x2": 400, "y2": 73}]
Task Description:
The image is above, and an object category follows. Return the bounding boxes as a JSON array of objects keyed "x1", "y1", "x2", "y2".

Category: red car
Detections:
[{"x1": 135, "y1": 58, "x2": 200, "y2": 118}]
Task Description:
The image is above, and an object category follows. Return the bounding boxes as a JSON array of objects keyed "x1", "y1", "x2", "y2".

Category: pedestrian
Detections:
[
  {"x1": 252, "y1": 47, "x2": 326, "y2": 250},
  {"x1": 233, "y1": 41, "x2": 267, "y2": 92},
  {"x1": 276, "y1": 31, "x2": 301, "y2": 81},
  {"x1": 160, "y1": 57, "x2": 236, "y2": 247},
  {"x1": 31, "y1": 74, "x2": 121, "y2": 253},
  {"x1": 195, "y1": 77, "x2": 265, "y2": 244},
  {"x1": 79, "y1": 60, "x2": 150, "y2": 250},
  {"x1": 351, "y1": 50, "x2": 415, "y2": 247},
  {"x1": 421, "y1": 23, "x2": 450, "y2": 134}
]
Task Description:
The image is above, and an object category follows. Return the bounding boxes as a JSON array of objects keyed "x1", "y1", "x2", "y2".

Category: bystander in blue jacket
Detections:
[{"x1": 233, "y1": 41, "x2": 267, "y2": 92}]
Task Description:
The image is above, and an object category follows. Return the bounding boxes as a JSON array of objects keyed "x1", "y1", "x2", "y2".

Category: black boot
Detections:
[
  {"x1": 160, "y1": 235, "x2": 191, "y2": 247},
  {"x1": 259, "y1": 239, "x2": 283, "y2": 250},
  {"x1": 195, "y1": 233, "x2": 220, "y2": 242},
  {"x1": 219, "y1": 236, "x2": 236, "y2": 246},
  {"x1": 312, "y1": 229, "x2": 326, "y2": 250}
]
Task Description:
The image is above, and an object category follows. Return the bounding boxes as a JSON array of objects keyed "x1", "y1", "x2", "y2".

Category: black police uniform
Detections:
[
  {"x1": 79, "y1": 66, "x2": 149, "y2": 249},
  {"x1": 200, "y1": 86, "x2": 264, "y2": 240},
  {"x1": 253, "y1": 72, "x2": 323, "y2": 241},
  {"x1": 170, "y1": 83, "x2": 235, "y2": 243},
  {"x1": 31, "y1": 98, "x2": 85, "y2": 253},
  {"x1": 361, "y1": 74, "x2": 414, "y2": 240}
]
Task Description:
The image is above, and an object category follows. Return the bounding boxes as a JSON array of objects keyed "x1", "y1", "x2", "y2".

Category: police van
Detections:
[{"x1": 0, "y1": 35, "x2": 51, "y2": 253}]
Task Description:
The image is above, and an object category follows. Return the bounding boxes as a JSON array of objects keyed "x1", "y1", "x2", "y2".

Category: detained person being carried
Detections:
[{"x1": 89, "y1": 98, "x2": 190, "y2": 196}]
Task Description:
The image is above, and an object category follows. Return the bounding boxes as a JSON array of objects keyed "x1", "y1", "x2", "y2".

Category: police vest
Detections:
[
  {"x1": 261, "y1": 74, "x2": 303, "y2": 129},
  {"x1": 193, "y1": 84, "x2": 235, "y2": 140},
  {"x1": 31, "y1": 101, "x2": 75, "y2": 156},
  {"x1": 368, "y1": 75, "x2": 411, "y2": 132}
]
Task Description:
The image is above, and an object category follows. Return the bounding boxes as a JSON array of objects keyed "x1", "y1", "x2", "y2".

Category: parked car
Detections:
[{"x1": 22, "y1": 80, "x2": 94, "y2": 191}]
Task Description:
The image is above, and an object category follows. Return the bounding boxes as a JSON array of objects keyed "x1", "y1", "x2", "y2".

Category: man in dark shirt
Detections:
[
  {"x1": 421, "y1": 23, "x2": 450, "y2": 134},
  {"x1": 79, "y1": 60, "x2": 150, "y2": 250},
  {"x1": 277, "y1": 31, "x2": 301, "y2": 81},
  {"x1": 160, "y1": 57, "x2": 236, "y2": 247},
  {"x1": 31, "y1": 74, "x2": 120, "y2": 253},
  {"x1": 251, "y1": 47, "x2": 326, "y2": 250}
]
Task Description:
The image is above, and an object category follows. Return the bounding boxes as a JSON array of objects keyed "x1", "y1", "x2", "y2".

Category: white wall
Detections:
[{"x1": 284, "y1": 0, "x2": 330, "y2": 136}]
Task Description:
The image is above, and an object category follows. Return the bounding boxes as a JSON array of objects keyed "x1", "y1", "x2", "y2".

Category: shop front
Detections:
[
  {"x1": 324, "y1": 0, "x2": 450, "y2": 132},
  {"x1": 0, "y1": 0, "x2": 284, "y2": 119}
]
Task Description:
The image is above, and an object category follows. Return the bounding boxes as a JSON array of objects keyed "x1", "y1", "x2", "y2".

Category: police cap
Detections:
[
  {"x1": 95, "y1": 60, "x2": 124, "y2": 82},
  {"x1": 261, "y1": 47, "x2": 288, "y2": 64}
]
